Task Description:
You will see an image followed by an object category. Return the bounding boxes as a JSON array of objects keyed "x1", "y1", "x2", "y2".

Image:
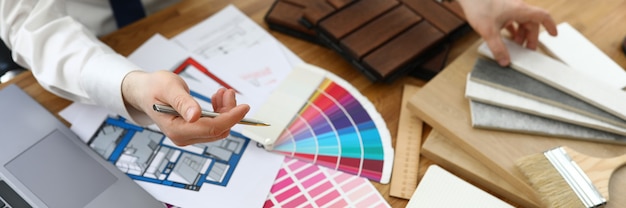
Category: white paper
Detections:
[
  {"x1": 124, "y1": 32, "x2": 288, "y2": 207},
  {"x1": 58, "y1": 103, "x2": 113, "y2": 142},
  {"x1": 197, "y1": 39, "x2": 293, "y2": 102},
  {"x1": 171, "y1": 4, "x2": 303, "y2": 67}
]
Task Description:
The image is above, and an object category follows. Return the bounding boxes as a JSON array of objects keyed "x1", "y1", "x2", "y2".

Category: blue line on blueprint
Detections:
[{"x1": 190, "y1": 90, "x2": 212, "y2": 104}]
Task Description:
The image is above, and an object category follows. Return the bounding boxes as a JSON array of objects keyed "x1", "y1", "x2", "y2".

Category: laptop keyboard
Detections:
[
  {"x1": 0, "y1": 197, "x2": 8, "y2": 208},
  {"x1": 0, "y1": 198, "x2": 6, "y2": 208},
  {"x1": 0, "y1": 188, "x2": 12, "y2": 208},
  {"x1": 0, "y1": 180, "x2": 31, "y2": 208}
]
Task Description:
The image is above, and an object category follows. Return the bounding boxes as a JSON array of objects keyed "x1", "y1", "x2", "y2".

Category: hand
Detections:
[
  {"x1": 121, "y1": 70, "x2": 250, "y2": 146},
  {"x1": 457, "y1": 0, "x2": 558, "y2": 66}
]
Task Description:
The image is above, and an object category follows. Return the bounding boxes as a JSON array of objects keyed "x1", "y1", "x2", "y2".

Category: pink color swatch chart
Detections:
[{"x1": 264, "y1": 157, "x2": 390, "y2": 208}]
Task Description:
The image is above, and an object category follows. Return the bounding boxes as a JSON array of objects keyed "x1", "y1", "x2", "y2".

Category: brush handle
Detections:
[{"x1": 564, "y1": 146, "x2": 626, "y2": 201}]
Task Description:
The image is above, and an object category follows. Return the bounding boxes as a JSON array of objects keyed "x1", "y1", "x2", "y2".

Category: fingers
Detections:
[
  {"x1": 136, "y1": 71, "x2": 253, "y2": 146},
  {"x1": 529, "y1": 8, "x2": 558, "y2": 37},
  {"x1": 211, "y1": 88, "x2": 237, "y2": 113},
  {"x1": 523, "y1": 23, "x2": 540, "y2": 49},
  {"x1": 542, "y1": 18, "x2": 558, "y2": 36},
  {"x1": 490, "y1": 3, "x2": 556, "y2": 64},
  {"x1": 484, "y1": 30, "x2": 511, "y2": 66},
  {"x1": 206, "y1": 103, "x2": 250, "y2": 132},
  {"x1": 159, "y1": 73, "x2": 201, "y2": 122},
  {"x1": 510, "y1": 5, "x2": 556, "y2": 50},
  {"x1": 220, "y1": 89, "x2": 238, "y2": 112},
  {"x1": 162, "y1": 103, "x2": 250, "y2": 146},
  {"x1": 163, "y1": 86, "x2": 249, "y2": 146},
  {"x1": 211, "y1": 88, "x2": 225, "y2": 112},
  {"x1": 513, "y1": 25, "x2": 527, "y2": 45},
  {"x1": 516, "y1": 5, "x2": 558, "y2": 36},
  {"x1": 505, "y1": 22, "x2": 517, "y2": 39}
]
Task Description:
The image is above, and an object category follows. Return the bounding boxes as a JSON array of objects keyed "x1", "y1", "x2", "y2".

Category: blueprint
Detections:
[
  {"x1": 58, "y1": 5, "x2": 300, "y2": 207},
  {"x1": 88, "y1": 116, "x2": 250, "y2": 191}
]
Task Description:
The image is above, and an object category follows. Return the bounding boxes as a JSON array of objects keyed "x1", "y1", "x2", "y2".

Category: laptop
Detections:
[{"x1": 0, "y1": 84, "x2": 165, "y2": 208}]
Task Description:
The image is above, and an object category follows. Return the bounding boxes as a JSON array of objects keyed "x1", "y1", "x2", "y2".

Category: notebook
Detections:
[{"x1": 0, "y1": 84, "x2": 164, "y2": 208}]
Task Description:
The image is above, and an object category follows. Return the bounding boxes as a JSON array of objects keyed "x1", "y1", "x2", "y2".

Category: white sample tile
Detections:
[
  {"x1": 478, "y1": 39, "x2": 626, "y2": 122},
  {"x1": 406, "y1": 165, "x2": 513, "y2": 208},
  {"x1": 539, "y1": 22, "x2": 626, "y2": 90},
  {"x1": 465, "y1": 78, "x2": 626, "y2": 136}
]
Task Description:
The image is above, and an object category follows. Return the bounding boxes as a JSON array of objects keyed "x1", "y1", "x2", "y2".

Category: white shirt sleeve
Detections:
[{"x1": 0, "y1": 0, "x2": 153, "y2": 125}]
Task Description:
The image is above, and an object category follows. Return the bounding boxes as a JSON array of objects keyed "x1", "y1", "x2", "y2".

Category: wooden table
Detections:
[
  {"x1": 100, "y1": 1, "x2": 479, "y2": 207},
  {"x1": 6, "y1": 0, "x2": 624, "y2": 207},
  {"x1": 0, "y1": 0, "x2": 477, "y2": 207}
]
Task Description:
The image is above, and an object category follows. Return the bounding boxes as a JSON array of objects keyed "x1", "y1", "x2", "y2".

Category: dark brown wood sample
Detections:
[
  {"x1": 265, "y1": 1, "x2": 320, "y2": 43},
  {"x1": 401, "y1": 0, "x2": 464, "y2": 35},
  {"x1": 302, "y1": 1, "x2": 336, "y2": 26},
  {"x1": 363, "y1": 21, "x2": 445, "y2": 78},
  {"x1": 441, "y1": 0, "x2": 465, "y2": 19},
  {"x1": 266, "y1": 1, "x2": 313, "y2": 35},
  {"x1": 326, "y1": 0, "x2": 355, "y2": 8},
  {"x1": 317, "y1": 0, "x2": 399, "y2": 40},
  {"x1": 265, "y1": 0, "x2": 470, "y2": 81},
  {"x1": 265, "y1": 0, "x2": 354, "y2": 44},
  {"x1": 340, "y1": 5, "x2": 422, "y2": 59}
]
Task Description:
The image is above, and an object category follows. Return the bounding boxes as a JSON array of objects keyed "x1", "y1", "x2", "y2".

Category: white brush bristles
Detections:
[{"x1": 515, "y1": 153, "x2": 586, "y2": 208}]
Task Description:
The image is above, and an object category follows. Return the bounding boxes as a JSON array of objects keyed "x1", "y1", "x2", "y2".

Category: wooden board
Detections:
[
  {"x1": 407, "y1": 39, "x2": 626, "y2": 207},
  {"x1": 389, "y1": 85, "x2": 423, "y2": 199}
]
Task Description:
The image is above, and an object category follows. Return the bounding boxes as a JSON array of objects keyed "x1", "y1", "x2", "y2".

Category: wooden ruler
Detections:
[{"x1": 389, "y1": 84, "x2": 423, "y2": 199}]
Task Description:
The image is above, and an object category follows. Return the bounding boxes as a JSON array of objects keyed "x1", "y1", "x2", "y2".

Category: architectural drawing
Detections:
[{"x1": 87, "y1": 116, "x2": 249, "y2": 191}]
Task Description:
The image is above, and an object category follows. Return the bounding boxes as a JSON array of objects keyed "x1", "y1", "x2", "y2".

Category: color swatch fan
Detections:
[{"x1": 242, "y1": 63, "x2": 393, "y2": 184}]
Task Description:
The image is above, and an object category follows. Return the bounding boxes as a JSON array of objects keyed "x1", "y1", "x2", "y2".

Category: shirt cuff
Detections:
[{"x1": 80, "y1": 53, "x2": 153, "y2": 126}]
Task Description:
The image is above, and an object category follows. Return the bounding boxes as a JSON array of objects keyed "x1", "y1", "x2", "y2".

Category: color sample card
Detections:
[
  {"x1": 273, "y1": 77, "x2": 390, "y2": 182},
  {"x1": 244, "y1": 63, "x2": 394, "y2": 183},
  {"x1": 264, "y1": 157, "x2": 390, "y2": 208}
]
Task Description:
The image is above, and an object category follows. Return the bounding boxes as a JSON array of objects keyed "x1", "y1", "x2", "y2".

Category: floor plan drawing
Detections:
[{"x1": 87, "y1": 116, "x2": 250, "y2": 191}]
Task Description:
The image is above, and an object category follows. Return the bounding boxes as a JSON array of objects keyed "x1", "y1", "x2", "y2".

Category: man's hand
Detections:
[
  {"x1": 121, "y1": 70, "x2": 250, "y2": 146},
  {"x1": 457, "y1": 0, "x2": 558, "y2": 66}
]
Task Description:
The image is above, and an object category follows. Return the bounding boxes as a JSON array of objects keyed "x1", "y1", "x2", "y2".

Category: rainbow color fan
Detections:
[{"x1": 242, "y1": 63, "x2": 393, "y2": 184}]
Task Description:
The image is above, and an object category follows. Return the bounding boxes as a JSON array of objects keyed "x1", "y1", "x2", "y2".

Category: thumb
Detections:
[{"x1": 163, "y1": 87, "x2": 201, "y2": 122}]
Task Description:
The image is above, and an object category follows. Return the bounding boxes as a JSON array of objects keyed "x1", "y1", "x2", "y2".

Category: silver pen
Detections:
[{"x1": 152, "y1": 104, "x2": 270, "y2": 126}]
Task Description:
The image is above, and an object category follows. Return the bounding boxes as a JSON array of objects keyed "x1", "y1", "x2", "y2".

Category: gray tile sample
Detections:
[
  {"x1": 465, "y1": 78, "x2": 626, "y2": 136},
  {"x1": 469, "y1": 58, "x2": 626, "y2": 128},
  {"x1": 469, "y1": 100, "x2": 626, "y2": 144}
]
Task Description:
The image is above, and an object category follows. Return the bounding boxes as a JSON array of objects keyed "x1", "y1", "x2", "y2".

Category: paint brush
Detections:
[{"x1": 515, "y1": 146, "x2": 626, "y2": 207}]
